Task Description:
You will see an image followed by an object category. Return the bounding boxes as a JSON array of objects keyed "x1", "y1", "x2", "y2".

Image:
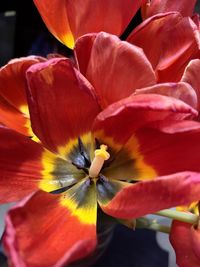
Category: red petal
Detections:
[
  {"x1": 0, "y1": 57, "x2": 44, "y2": 135},
  {"x1": 142, "y1": 0, "x2": 197, "y2": 19},
  {"x1": 34, "y1": 0, "x2": 144, "y2": 48},
  {"x1": 0, "y1": 126, "x2": 43, "y2": 203},
  {"x1": 121, "y1": 121, "x2": 200, "y2": 181},
  {"x1": 128, "y1": 13, "x2": 200, "y2": 82},
  {"x1": 192, "y1": 14, "x2": 200, "y2": 28},
  {"x1": 134, "y1": 82, "x2": 198, "y2": 109},
  {"x1": 75, "y1": 33, "x2": 97, "y2": 76},
  {"x1": 26, "y1": 58, "x2": 100, "y2": 153},
  {"x1": 3, "y1": 189, "x2": 97, "y2": 267},
  {"x1": 191, "y1": 224, "x2": 200, "y2": 258},
  {"x1": 0, "y1": 56, "x2": 43, "y2": 112},
  {"x1": 33, "y1": 0, "x2": 74, "y2": 48},
  {"x1": 75, "y1": 32, "x2": 156, "y2": 108},
  {"x1": 170, "y1": 221, "x2": 200, "y2": 267},
  {"x1": 102, "y1": 172, "x2": 200, "y2": 219},
  {"x1": 181, "y1": 59, "x2": 200, "y2": 110},
  {"x1": 149, "y1": 119, "x2": 200, "y2": 134},
  {"x1": 0, "y1": 97, "x2": 28, "y2": 135},
  {"x1": 93, "y1": 94, "x2": 197, "y2": 147},
  {"x1": 103, "y1": 120, "x2": 200, "y2": 183}
]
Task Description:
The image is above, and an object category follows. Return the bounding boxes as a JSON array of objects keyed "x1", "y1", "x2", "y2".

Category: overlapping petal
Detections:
[
  {"x1": 142, "y1": 0, "x2": 197, "y2": 20},
  {"x1": 134, "y1": 82, "x2": 198, "y2": 110},
  {"x1": 93, "y1": 94, "x2": 197, "y2": 147},
  {"x1": 0, "y1": 56, "x2": 44, "y2": 135},
  {"x1": 0, "y1": 57, "x2": 44, "y2": 111},
  {"x1": 181, "y1": 59, "x2": 200, "y2": 110},
  {"x1": 75, "y1": 32, "x2": 156, "y2": 108},
  {"x1": 0, "y1": 126, "x2": 44, "y2": 203},
  {"x1": 192, "y1": 14, "x2": 200, "y2": 29},
  {"x1": 128, "y1": 12, "x2": 200, "y2": 82},
  {"x1": 33, "y1": 0, "x2": 145, "y2": 49},
  {"x1": 3, "y1": 189, "x2": 97, "y2": 267},
  {"x1": 123, "y1": 121, "x2": 200, "y2": 177},
  {"x1": 98, "y1": 120, "x2": 200, "y2": 218},
  {"x1": 0, "y1": 97, "x2": 28, "y2": 136},
  {"x1": 26, "y1": 57, "x2": 100, "y2": 153},
  {"x1": 101, "y1": 172, "x2": 200, "y2": 219},
  {"x1": 170, "y1": 221, "x2": 200, "y2": 267}
]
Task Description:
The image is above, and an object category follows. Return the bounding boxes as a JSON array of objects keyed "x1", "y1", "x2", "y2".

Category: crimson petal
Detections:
[
  {"x1": 134, "y1": 82, "x2": 198, "y2": 110},
  {"x1": 181, "y1": 59, "x2": 200, "y2": 110},
  {"x1": 142, "y1": 0, "x2": 197, "y2": 19},
  {"x1": 0, "y1": 56, "x2": 44, "y2": 111},
  {"x1": 0, "y1": 126, "x2": 44, "y2": 203},
  {"x1": 34, "y1": 0, "x2": 145, "y2": 48},
  {"x1": 93, "y1": 94, "x2": 197, "y2": 147},
  {"x1": 129, "y1": 121, "x2": 200, "y2": 177},
  {"x1": 170, "y1": 221, "x2": 200, "y2": 267},
  {"x1": 0, "y1": 56, "x2": 44, "y2": 135},
  {"x1": 3, "y1": 190, "x2": 97, "y2": 267},
  {"x1": 101, "y1": 172, "x2": 200, "y2": 219},
  {"x1": 26, "y1": 58, "x2": 100, "y2": 153},
  {"x1": 75, "y1": 32, "x2": 156, "y2": 108},
  {"x1": 128, "y1": 12, "x2": 200, "y2": 82}
]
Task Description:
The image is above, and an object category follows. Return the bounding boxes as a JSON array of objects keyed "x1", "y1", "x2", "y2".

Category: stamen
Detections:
[{"x1": 89, "y1": 145, "x2": 110, "y2": 178}]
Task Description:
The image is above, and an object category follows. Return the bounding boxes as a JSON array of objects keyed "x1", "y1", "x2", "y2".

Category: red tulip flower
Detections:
[{"x1": 1, "y1": 45, "x2": 200, "y2": 266}]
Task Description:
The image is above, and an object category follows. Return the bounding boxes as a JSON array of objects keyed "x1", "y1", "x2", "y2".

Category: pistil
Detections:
[{"x1": 89, "y1": 145, "x2": 110, "y2": 178}]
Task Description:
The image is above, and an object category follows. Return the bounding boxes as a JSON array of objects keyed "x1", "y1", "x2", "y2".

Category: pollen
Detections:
[{"x1": 89, "y1": 145, "x2": 110, "y2": 178}]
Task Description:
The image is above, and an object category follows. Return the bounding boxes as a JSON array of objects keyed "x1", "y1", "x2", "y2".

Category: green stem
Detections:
[
  {"x1": 136, "y1": 217, "x2": 171, "y2": 234},
  {"x1": 155, "y1": 209, "x2": 198, "y2": 225},
  {"x1": 147, "y1": 222, "x2": 171, "y2": 234}
]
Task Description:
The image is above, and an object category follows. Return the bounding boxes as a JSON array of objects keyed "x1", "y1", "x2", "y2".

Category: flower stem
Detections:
[
  {"x1": 136, "y1": 218, "x2": 171, "y2": 234},
  {"x1": 147, "y1": 222, "x2": 171, "y2": 234},
  {"x1": 155, "y1": 209, "x2": 198, "y2": 225}
]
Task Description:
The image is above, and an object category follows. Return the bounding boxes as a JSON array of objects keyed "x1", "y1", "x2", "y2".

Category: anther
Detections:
[{"x1": 89, "y1": 145, "x2": 110, "y2": 178}]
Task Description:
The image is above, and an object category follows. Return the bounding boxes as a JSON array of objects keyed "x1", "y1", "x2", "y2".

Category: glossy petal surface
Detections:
[
  {"x1": 0, "y1": 126, "x2": 43, "y2": 203},
  {"x1": 26, "y1": 58, "x2": 100, "y2": 153},
  {"x1": 102, "y1": 119, "x2": 200, "y2": 184},
  {"x1": 134, "y1": 82, "x2": 198, "y2": 109},
  {"x1": 93, "y1": 94, "x2": 197, "y2": 147},
  {"x1": 99, "y1": 120, "x2": 200, "y2": 218},
  {"x1": 3, "y1": 188, "x2": 97, "y2": 267},
  {"x1": 75, "y1": 32, "x2": 156, "y2": 108},
  {"x1": 0, "y1": 57, "x2": 43, "y2": 135},
  {"x1": 0, "y1": 97, "x2": 28, "y2": 135},
  {"x1": 0, "y1": 57, "x2": 43, "y2": 111},
  {"x1": 128, "y1": 13, "x2": 200, "y2": 82},
  {"x1": 101, "y1": 172, "x2": 200, "y2": 219},
  {"x1": 34, "y1": 0, "x2": 144, "y2": 48},
  {"x1": 170, "y1": 221, "x2": 200, "y2": 267},
  {"x1": 128, "y1": 121, "x2": 200, "y2": 177},
  {"x1": 142, "y1": 0, "x2": 197, "y2": 19}
]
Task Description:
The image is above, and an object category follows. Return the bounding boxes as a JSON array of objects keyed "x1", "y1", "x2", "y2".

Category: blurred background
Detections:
[{"x1": 0, "y1": 1, "x2": 200, "y2": 267}]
